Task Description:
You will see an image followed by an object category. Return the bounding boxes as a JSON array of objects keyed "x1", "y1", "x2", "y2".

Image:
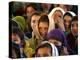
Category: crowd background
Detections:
[{"x1": 9, "y1": 1, "x2": 78, "y2": 59}]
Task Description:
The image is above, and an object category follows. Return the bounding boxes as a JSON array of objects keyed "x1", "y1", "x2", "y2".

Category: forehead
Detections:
[
  {"x1": 27, "y1": 6, "x2": 34, "y2": 9},
  {"x1": 37, "y1": 47, "x2": 51, "y2": 54},
  {"x1": 54, "y1": 10, "x2": 62, "y2": 14},
  {"x1": 71, "y1": 20, "x2": 78, "y2": 24},
  {"x1": 32, "y1": 15, "x2": 40, "y2": 18},
  {"x1": 31, "y1": 15, "x2": 40, "y2": 20},
  {"x1": 39, "y1": 22, "x2": 49, "y2": 26},
  {"x1": 64, "y1": 15, "x2": 72, "y2": 20},
  {"x1": 64, "y1": 15, "x2": 72, "y2": 18}
]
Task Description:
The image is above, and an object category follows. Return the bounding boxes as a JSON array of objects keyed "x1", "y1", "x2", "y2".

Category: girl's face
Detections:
[
  {"x1": 38, "y1": 22, "x2": 49, "y2": 38},
  {"x1": 36, "y1": 47, "x2": 51, "y2": 57},
  {"x1": 71, "y1": 21, "x2": 78, "y2": 36},
  {"x1": 53, "y1": 10, "x2": 63, "y2": 23},
  {"x1": 26, "y1": 6, "x2": 36, "y2": 18},
  {"x1": 49, "y1": 39, "x2": 62, "y2": 46},
  {"x1": 31, "y1": 15, "x2": 40, "y2": 30},
  {"x1": 64, "y1": 15, "x2": 72, "y2": 30}
]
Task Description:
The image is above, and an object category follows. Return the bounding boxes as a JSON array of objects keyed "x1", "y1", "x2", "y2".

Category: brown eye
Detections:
[
  {"x1": 64, "y1": 20, "x2": 66, "y2": 22},
  {"x1": 76, "y1": 24, "x2": 78, "y2": 27},
  {"x1": 44, "y1": 27, "x2": 48, "y2": 31},
  {"x1": 59, "y1": 16, "x2": 62, "y2": 18},
  {"x1": 32, "y1": 20, "x2": 36, "y2": 23},
  {"x1": 71, "y1": 24, "x2": 74, "y2": 27},
  {"x1": 39, "y1": 27, "x2": 41, "y2": 30}
]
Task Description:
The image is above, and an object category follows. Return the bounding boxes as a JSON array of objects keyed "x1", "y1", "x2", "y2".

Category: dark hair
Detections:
[
  {"x1": 12, "y1": 27, "x2": 24, "y2": 40},
  {"x1": 10, "y1": 20, "x2": 19, "y2": 27},
  {"x1": 11, "y1": 2, "x2": 24, "y2": 16},
  {"x1": 63, "y1": 12, "x2": 73, "y2": 18},
  {"x1": 35, "y1": 43, "x2": 52, "y2": 56},
  {"x1": 31, "y1": 12, "x2": 41, "y2": 17},
  {"x1": 9, "y1": 20, "x2": 19, "y2": 37},
  {"x1": 71, "y1": 16, "x2": 78, "y2": 22},
  {"x1": 25, "y1": 3, "x2": 37, "y2": 14},
  {"x1": 38, "y1": 15, "x2": 49, "y2": 26},
  {"x1": 70, "y1": 16, "x2": 78, "y2": 30}
]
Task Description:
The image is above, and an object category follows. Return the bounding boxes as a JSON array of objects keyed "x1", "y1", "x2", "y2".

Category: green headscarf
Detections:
[{"x1": 12, "y1": 16, "x2": 27, "y2": 32}]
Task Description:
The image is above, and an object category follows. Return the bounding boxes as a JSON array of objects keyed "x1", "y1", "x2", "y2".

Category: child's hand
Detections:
[{"x1": 57, "y1": 17, "x2": 65, "y2": 31}]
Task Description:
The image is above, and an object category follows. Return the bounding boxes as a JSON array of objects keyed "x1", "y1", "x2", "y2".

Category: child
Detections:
[
  {"x1": 38, "y1": 14, "x2": 49, "y2": 40},
  {"x1": 63, "y1": 11, "x2": 76, "y2": 36},
  {"x1": 66, "y1": 16, "x2": 78, "y2": 55},
  {"x1": 35, "y1": 41, "x2": 58, "y2": 57},
  {"x1": 11, "y1": 27, "x2": 26, "y2": 58},
  {"x1": 24, "y1": 15, "x2": 50, "y2": 57},
  {"x1": 25, "y1": 3, "x2": 37, "y2": 20},
  {"x1": 48, "y1": 7, "x2": 65, "y2": 32},
  {"x1": 25, "y1": 12, "x2": 41, "y2": 38}
]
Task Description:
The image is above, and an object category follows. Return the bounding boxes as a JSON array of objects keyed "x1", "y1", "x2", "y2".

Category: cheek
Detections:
[
  {"x1": 71, "y1": 26, "x2": 78, "y2": 32},
  {"x1": 12, "y1": 35, "x2": 16, "y2": 40},
  {"x1": 40, "y1": 29, "x2": 48, "y2": 36},
  {"x1": 26, "y1": 10, "x2": 30, "y2": 17},
  {"x1": 31, "y1": 22, "x2": 38, "y2": 30},
  {"x1": 65, "y1": 22, "x2": 70, "y2": 27},
  {"x1": 31, "y1": 22, "x2": 34, "y2": 29},
  {"x1": 53, "y1": 14, "x2": 57, "y2": 20},
  {"x1": 71, "y1": 25, "x2": 78, "y2": 35},
  {"x1": 37, "y1": 48, "x2": 51, "y2": 57}
]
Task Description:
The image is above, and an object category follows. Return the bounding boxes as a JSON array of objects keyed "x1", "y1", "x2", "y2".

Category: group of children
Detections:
[{"x1": 9, "y1": 2, "x2": 78, "y2": 58}]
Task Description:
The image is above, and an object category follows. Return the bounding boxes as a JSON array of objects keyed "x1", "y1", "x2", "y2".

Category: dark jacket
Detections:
[{"x1": 66, "y1": 32, "x2": 78, "y2": 55}]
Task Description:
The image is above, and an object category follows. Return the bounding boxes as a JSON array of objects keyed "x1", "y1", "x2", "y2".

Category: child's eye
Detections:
[
  {"x1": 59, "y1": 16, "x2": 62, "y2": 18},
  {"x1": 71, "y1": 24, "x2": 74, "y2": 27},
  {"x1": 32, "y1": 20, "x2": 36, "y2": 23}
]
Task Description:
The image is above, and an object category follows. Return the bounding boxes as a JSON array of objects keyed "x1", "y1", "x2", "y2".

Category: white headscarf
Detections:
[
  {"x1": 48, "y1": 7, "x2": 65, "y2": 32},
  {"x1": 41, "y1": 41, "x2": 59, "y2": 56},
  {"x1": 66, "y1": 11, "x2": 76, "y2": 17}
]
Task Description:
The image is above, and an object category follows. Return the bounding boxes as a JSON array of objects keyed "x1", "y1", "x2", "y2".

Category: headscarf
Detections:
[
  {"x1": 36, "y1": 41, "x2": 59, "y2": 56},
  {"x1": 48, "y1": 7, "x2": 65, "y2": 32},
  {"x1": 12, "y1": 16, "x2": 26, "y2": 32},
  {"x1": 47, "y1": 29, "x2": 67, "y2": 47}
]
